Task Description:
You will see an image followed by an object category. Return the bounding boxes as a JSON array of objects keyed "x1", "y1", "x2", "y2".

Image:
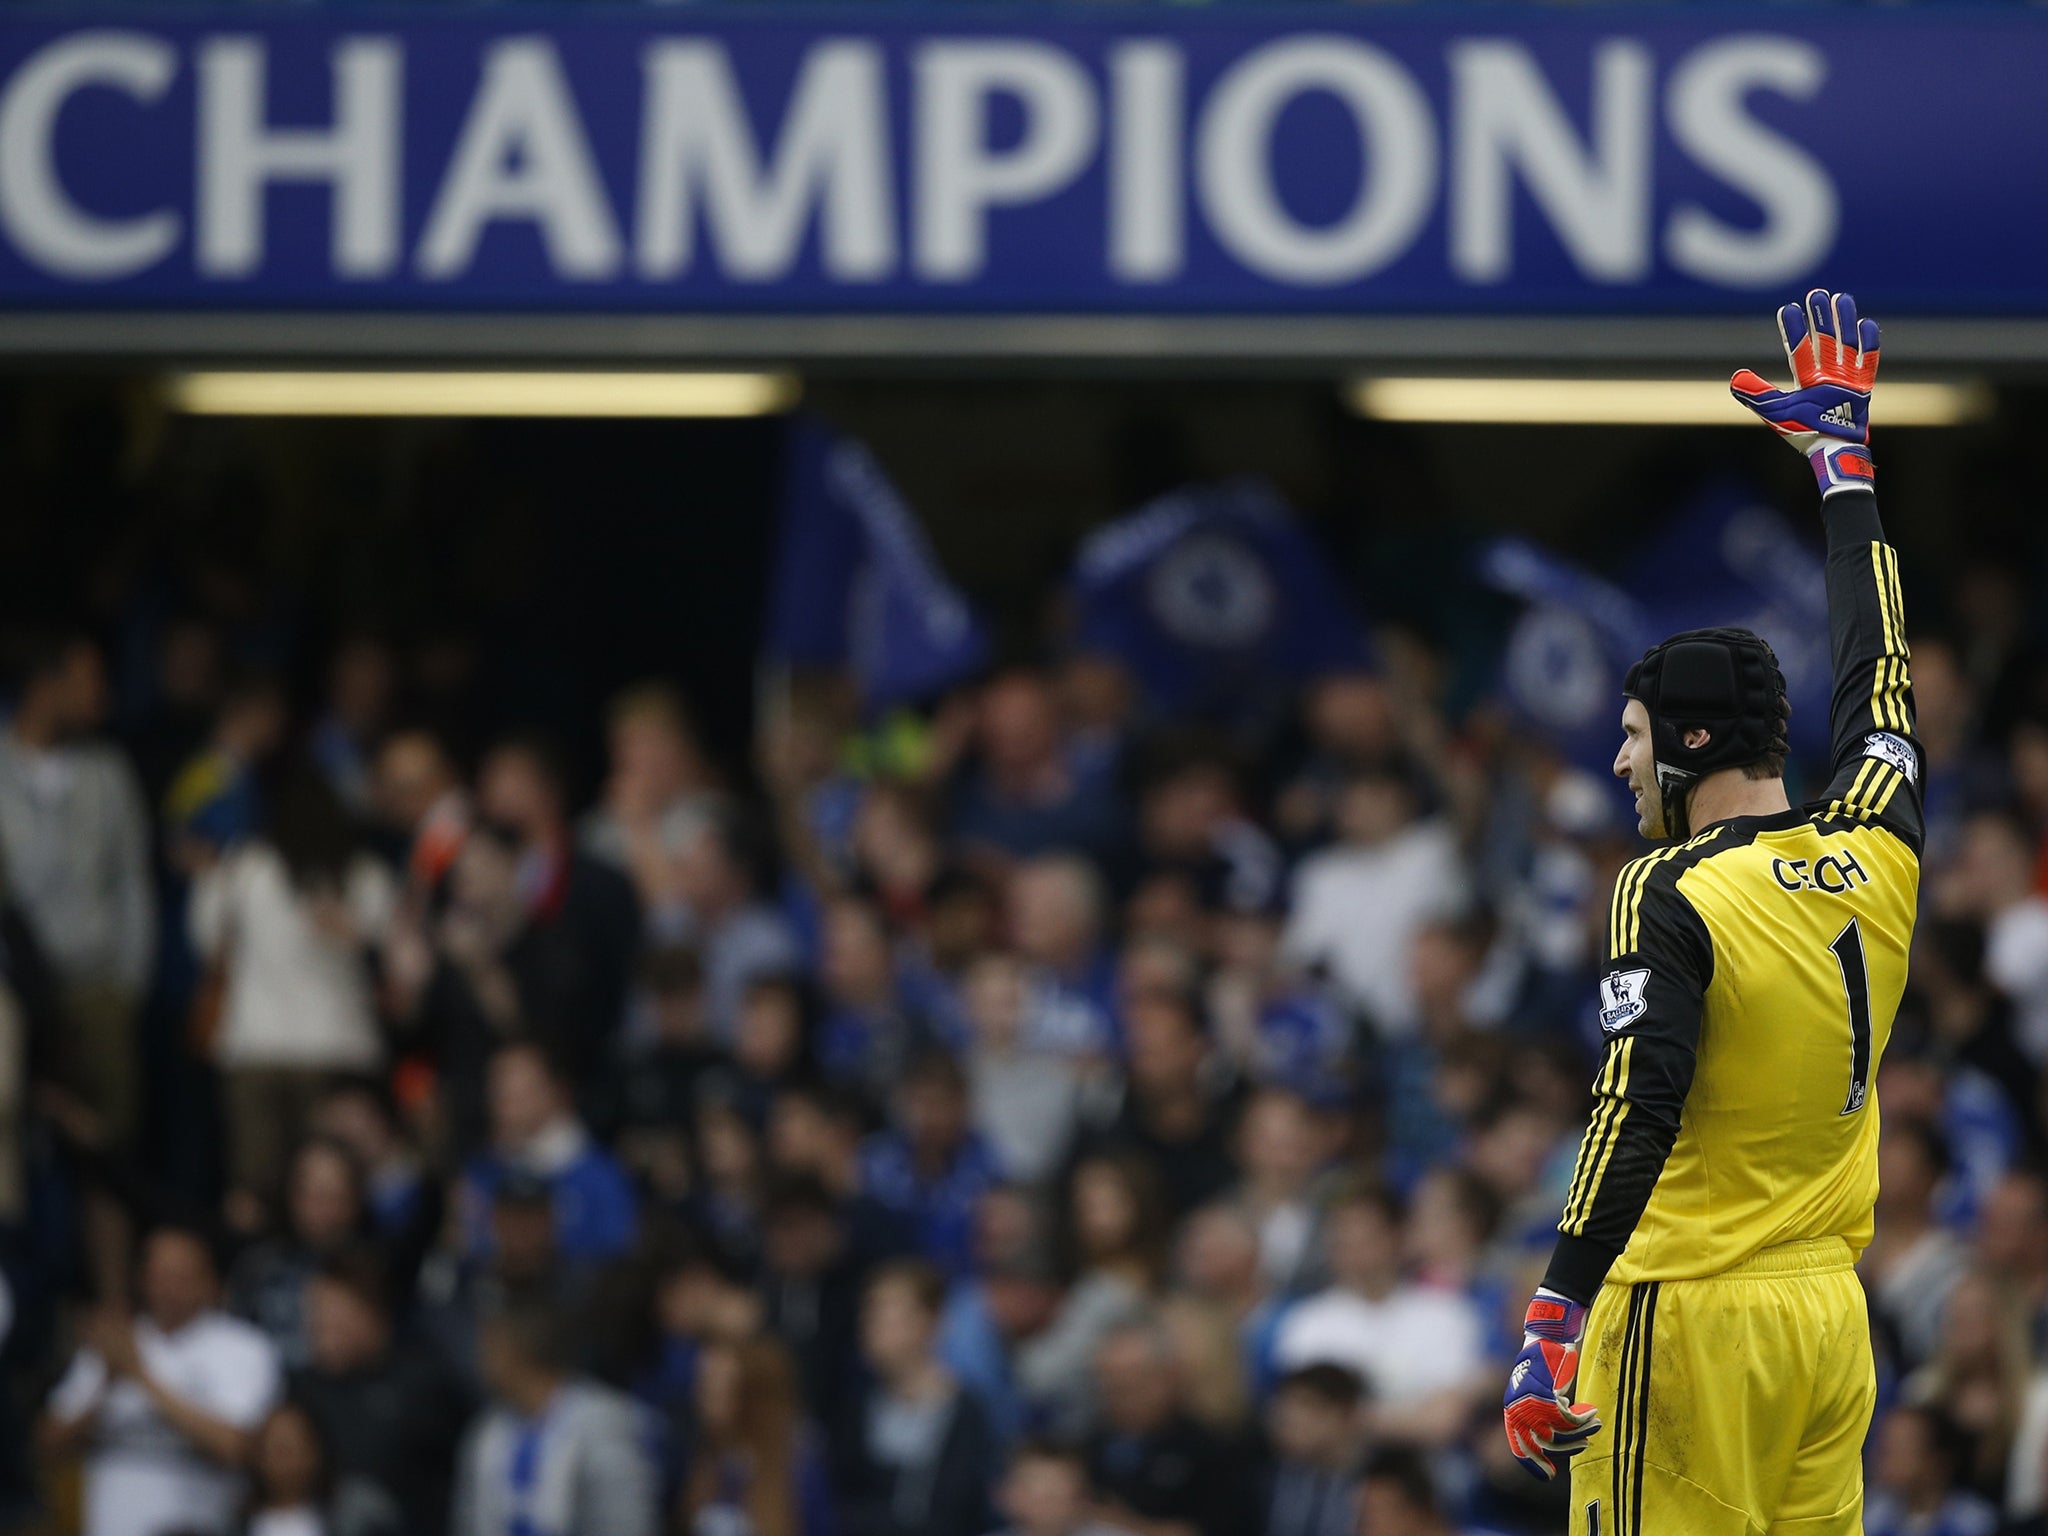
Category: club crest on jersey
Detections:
[
  {"x1": 1863, "y1": 731, "x2": 1918, "y2": 784},
  {"x1": 1598, "y1": 969, "x2": 1651, "y2": 1034}
]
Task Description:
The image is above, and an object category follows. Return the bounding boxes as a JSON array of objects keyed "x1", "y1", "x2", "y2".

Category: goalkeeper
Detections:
[{"x1": 1500, "y1": 289, "x2": 1919, "y2": 1536}]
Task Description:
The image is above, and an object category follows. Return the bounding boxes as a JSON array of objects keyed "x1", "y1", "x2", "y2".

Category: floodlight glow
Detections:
[
  {"x1": 165, "y1": 371, "x2": 802, "y2": 418},
  {"x1": 1346, "y1": 376, "x2": 1992, "y2": 427}
]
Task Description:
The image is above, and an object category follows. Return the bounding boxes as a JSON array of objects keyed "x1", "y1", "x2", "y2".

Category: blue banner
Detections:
[
  {"x1": 0, "y1": 8, "x2": 2044, "y2": 313},
  {"x1": 1072, "y1": 479, "x2": 1369, "y2": 718},
  {"x1": 1481, "y1": 485, "x2": 1829, "y2": 776},
  {"x1": 769, "y1": 417, "x2": 987, "y2": 709},
  {"x1": 1480, "y1": 536, "x2": 1650, "y2": 775},
  {"x1": 1625, "y1": 484, "x2": 1831, "y2": 762}
]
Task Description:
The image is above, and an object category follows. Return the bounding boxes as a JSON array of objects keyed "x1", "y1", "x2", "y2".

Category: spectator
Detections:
[
  {"x1": 2003, "y1": 1207, "x2": 2048, "y2": 1521},
  {"x1": 1010, "y1": 857, "x2": 1118, "y2": 1059},
  {"x1": 1462, "y1": 1097, "x2": 1574, "y2": 1259},
  {"x1": 950, "y1": 670, "x2": 1125, "y2": 868},
  {"x1": 689, "y1": 1090, "x2": 768, "y2": 1268},
  {"x1": 834, "y1": 1259, "x2": 999, "y2": 1536},
  {"x1": 1274, "y1": 673, "x2": 1399, "y2": 848},
  {"x1": 460, "y1": 1043, "x2": 637, "y2": 1268},
  {"x1": 1157, "y1": 1292, "x2": 1250, "y2": 1439},
  {"x1": 769, "y1": 1082, "x2": 916, "y2": 1268},
  {"x1": 40, "y1": 1223, "x2": 283, "y2": 1536},
  {"x1": 192, "y1": 769, "x2": 397, "y2": 1217},
  {"x1": 964, "y1": 950, "x2": 1087, "y2": 1186},
  {"x1": 1085, "y1": 989, "x2": 1240, "y2": 1220},
  {"x1": 1056, "y1": 656, "x2": 1135, "y2": 780},
  {"x1": 851, "y1": 783, "x2": 948, "y2": 940},
  {"x1": 123, "y1": 614, "x2": 225, "y2": 809},
  {"x1": 308, "y1": 1082, "x2": 439, "y2": 1293},
  {"x1": 1084, "y1": 1316, "x2": 1252, "y2": 1536},
  {"x1": 581, "y1": 682, "x2": 719, "y2": 911},
  {"x1": 1272, "y1": 1182, "x2": 1484, "y2": 1446},
  {"x1": 1228, "y1": 1086, "x2": 1336, "y2": 1296},
  {"x1": 1979, "y1": 1167, "x2": 2048, "y2": 1340},
  {"x1": 1912, "y1": 639, "x2": 2008, "y2": 866},
  {"x1": 420, "y1": 1171, "x2": 588, "y2": 1398},
  {"x1": 1403, "y1": 1166, "x2": 1510, "y2": 1355},
  {"x1": 1355, "y1": 1447, "x2": 1485, "y2": 1536},
  {"x1": 860, "y1": 1051, "x2": 1002, "y2": 1277},
  {"x1": 1902, "y1": 1267, "x2": 2031, "y2": 1497},
  {"x1": 819, "y1": 894, "x2": 925, "y2": 1096},
  {"x1": 1018, "y1": 1154, "x2": 1167, "y2": 1434},
  {"x1": 308, "y1": 636, "x2": 396, "y2": 821},
  {"x1": 1211, "y1": 917, "x2": 1353, "y2": 1110},
  {"x1": 165, "y1": 672, "x2": 289, "y2": 857},
  {"x1": 937, "y1": 1233, "x2": 1061, "y2": 1457},
  {"x1": 594, "y1": 945, "x2": 718, "y2": 1204},
  {"x1": 1262, "y1": 1364, "x2": 1367, "y2": 1536},
  {"x1": 0, "y1": 628, "x2": 154, "y2": 1151},
  {"x1": 1133, "y1": 743, "x2": 1282, "y2": 926},
  {"x1": 733, "y1": 973, "x2": 816, "y2": 1120},
  {"x1": 1380, "y1": 918, "x2": 1505, "y2": 1190},
  {"x1": 1282, "y1": 766, "x2": 1468, "y2": 1039},
  {"x1": 228, "y1": 1138, "x2": 370, "y2": 1370},
  {"x1": 292, "y1": 1249, "x2": 469, "y2": 1536},
  {"x1": 1863, "y1": 1121, "x2": 1970, "y2": 1369},
  {"x1": 632, "y1": 1245, "x2": 763, "y2": 1464},
  {"x1": 387, "y1": 821, "x2": 556, "y2": 1155},
  {"x1": 759, "y1": 1174, "x2": 867, "y2": 1431},
  {"x1": 1174, "y1": 1203, "x2": 1286, "y2": 1396},
  {"x1": 1879, "y1": 1050, "x2": 2025, "y2": 1234},
  {"x1": 370, "y1": 727, "x2": 469, "y2": 896},
  {"x1": 245, "y1": 1401, "x2": 337, "y2": 1536},
  {"x1": 917, "y1": 869, "x2": 1004, "y2": 1027},
  {"x1": 987, "y1": 1439, "x2": 1121, "y2": 1536},
  {"x1": 472, "y1": 735, "x2": 642, "y2": 1077},
  {"x1": 662, "y1": 806, "x2": 802, "y2": 1040},
  {"x1": 1947, "y1": 814, "x2": 2048, "y2": 1063},
  {"x1": 453, "y1": 1301, "x2": 658, "y2": 1536},
  {"x1": 680, "y1": 1335, "x2": 834, "y2": 1536},
  {"x1": 1866, "y1": 1404, "x2": 1998, "y2": 1536}
]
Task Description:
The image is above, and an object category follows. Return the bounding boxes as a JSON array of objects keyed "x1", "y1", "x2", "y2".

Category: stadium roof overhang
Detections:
[{"x1": 6, "y1": 314, "x2": 2048, "y2": 377}]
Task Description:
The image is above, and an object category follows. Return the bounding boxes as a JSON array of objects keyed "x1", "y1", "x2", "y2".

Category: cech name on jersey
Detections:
[{"x1": 1770, "y1": 848, "x2": 1871, "y2": 895}]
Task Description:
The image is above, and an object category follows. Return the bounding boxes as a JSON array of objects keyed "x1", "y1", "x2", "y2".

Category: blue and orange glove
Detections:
[
  {"x1": 1502, "y1": 1289, "x2": 1600, "y2": 1480},
  {"x1": 1730, "y1": 287, "x2": 1880, "y2": 498}
]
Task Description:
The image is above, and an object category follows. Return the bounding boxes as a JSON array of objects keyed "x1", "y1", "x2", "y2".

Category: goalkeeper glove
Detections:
[
  {"x1": 1502, "y1": 1288, "x2": 1600, "y2": 1481},
  {"x1": 1729, "y1": 287, "x2": 1880, "y2": 498}
]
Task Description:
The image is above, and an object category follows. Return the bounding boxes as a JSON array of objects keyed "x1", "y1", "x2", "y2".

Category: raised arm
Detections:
[{"x1": 1731, "y1": 289, "x2": 1924, "y2": 850}]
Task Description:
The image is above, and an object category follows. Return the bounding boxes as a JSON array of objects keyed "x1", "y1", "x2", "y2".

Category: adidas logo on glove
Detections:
[{"x1": 1820, "y1": 401, "x2": 1858, "y2": 427}]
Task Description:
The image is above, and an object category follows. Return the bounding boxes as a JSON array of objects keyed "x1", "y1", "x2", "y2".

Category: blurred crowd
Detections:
[{"x1": 4, "y1": 534, "x2": 2048, "y2": 1536}]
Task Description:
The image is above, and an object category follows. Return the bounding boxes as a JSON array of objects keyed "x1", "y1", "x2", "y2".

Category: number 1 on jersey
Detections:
[{"x1": 1830, "y1": 919, "x2": 1873, "y2": 1116}]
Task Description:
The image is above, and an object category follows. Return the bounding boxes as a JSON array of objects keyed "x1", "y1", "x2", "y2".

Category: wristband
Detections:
[
  {"x1": 1523, "y1": 1288, "x2": 1589, "y2": 1345},
  {"x1": 1811, "y1": 440, "x2": 1875, "y2": 497}
]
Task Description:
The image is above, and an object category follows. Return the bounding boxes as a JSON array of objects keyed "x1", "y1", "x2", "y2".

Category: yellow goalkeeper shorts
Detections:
[{"x1": 1567, "y1": 1236, "x2": 1875, "y2": 1536}]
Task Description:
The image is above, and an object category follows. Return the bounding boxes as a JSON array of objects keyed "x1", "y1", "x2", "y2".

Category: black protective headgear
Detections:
[{"x1": 1622, "y1": 626, "x2": 1789, "y2": 839}]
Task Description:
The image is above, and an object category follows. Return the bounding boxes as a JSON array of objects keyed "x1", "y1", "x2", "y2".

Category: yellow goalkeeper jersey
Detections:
[{"x1": 1544, "y1": 497, "x2": 1923, "y2": 1300}]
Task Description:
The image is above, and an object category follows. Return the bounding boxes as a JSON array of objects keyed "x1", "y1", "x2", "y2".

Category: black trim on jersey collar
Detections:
[{"x1": 1695, "y1": 807, "x2": 1808, "y2": 837}]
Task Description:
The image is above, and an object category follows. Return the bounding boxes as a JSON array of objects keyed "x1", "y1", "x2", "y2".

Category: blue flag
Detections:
[
  {"x1": 1478, "y1": 537, "x2": 1651, "y2": 778},
  {"x1": 769, "y1": 418, "x2": 987, "y2": 709},
  {"x1": 1070, "y1": 480, "x2": 1370, "y2": 718},
  {"x1": 1624, "y1": 484, "x2": 1831, "y2": 763},
  {"x1": 1480, "y1": 483, "x2": 1831, "y2": 779}
]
